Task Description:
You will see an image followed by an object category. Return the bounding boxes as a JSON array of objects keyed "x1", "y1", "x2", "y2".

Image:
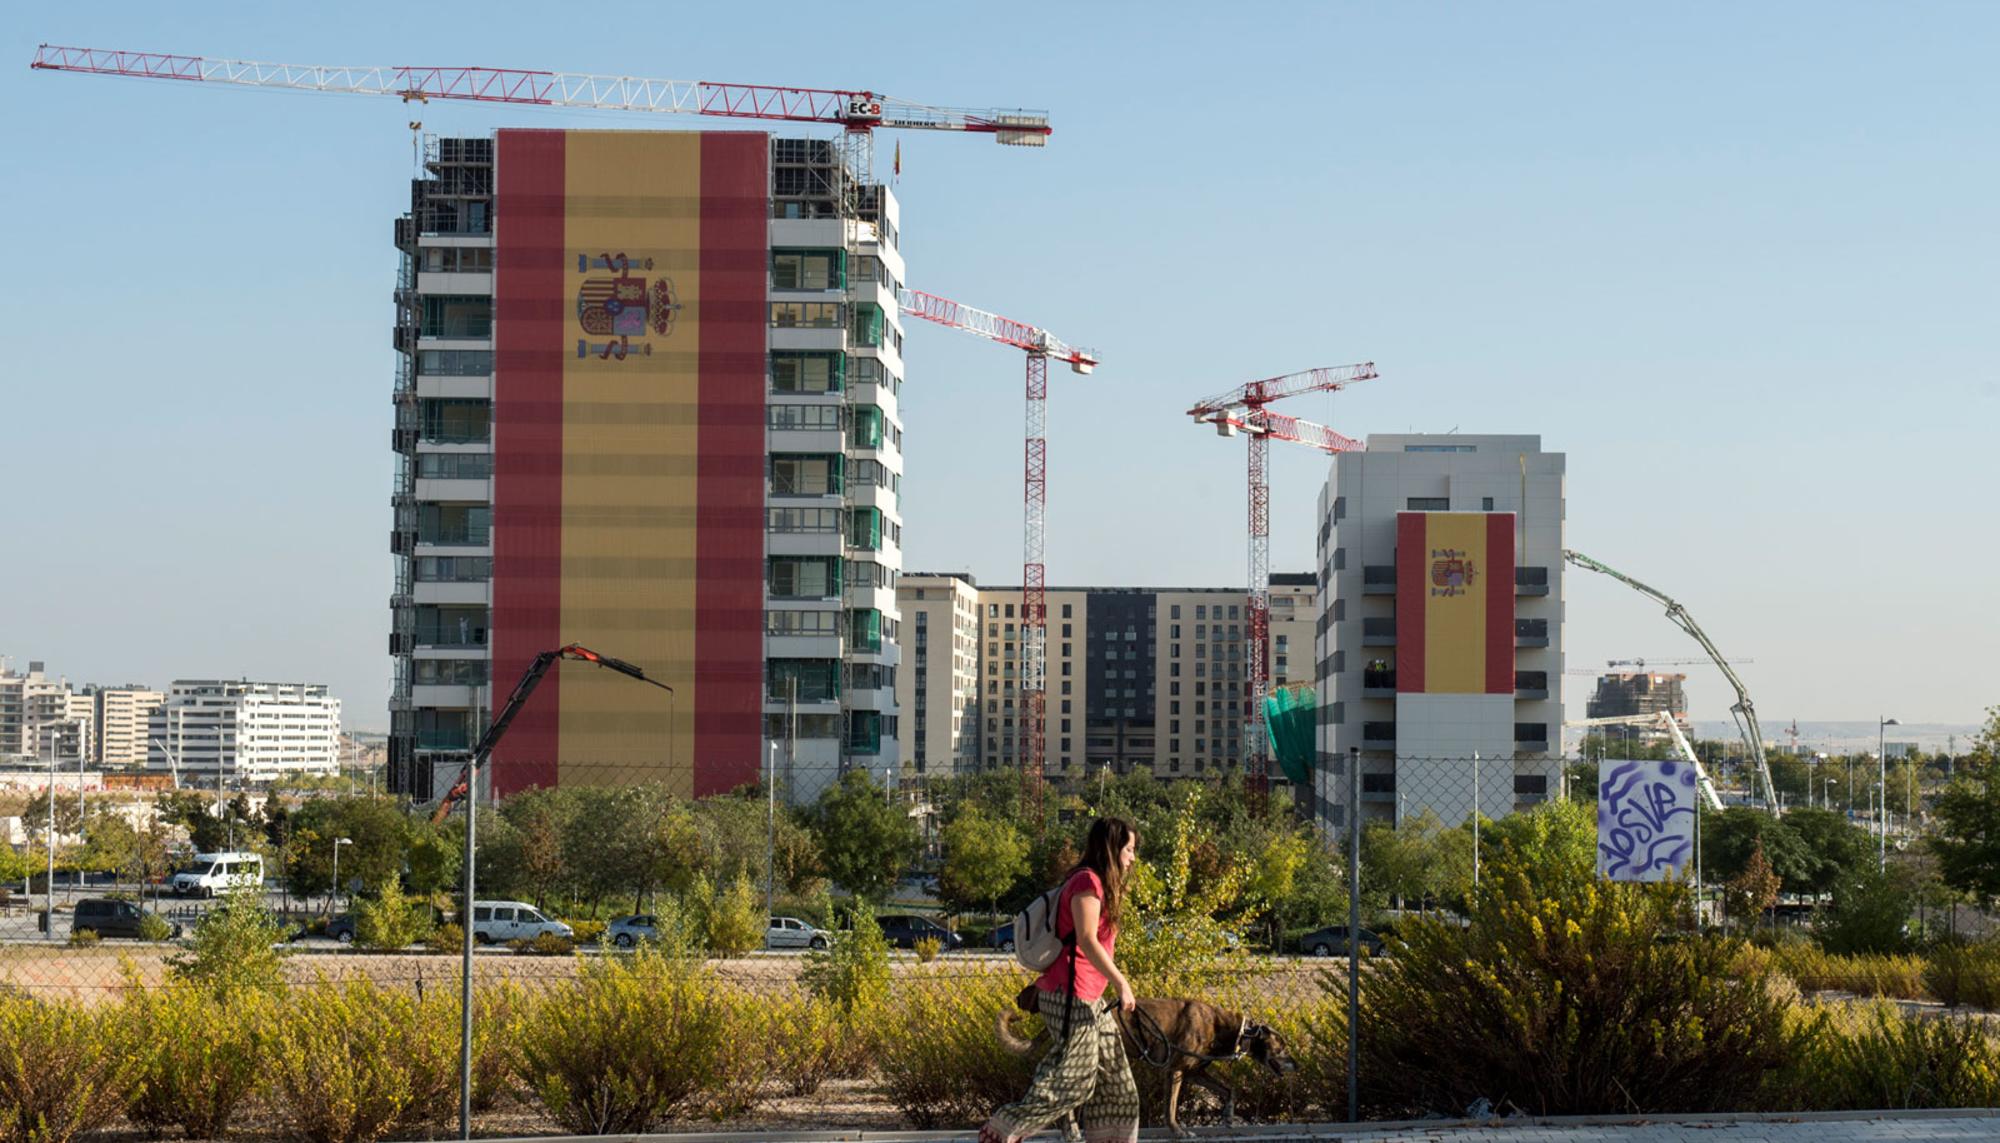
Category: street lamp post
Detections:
[
  {"x1": 332, "y1": 836, "x2": 354, "y2": 914},
  {"x1": 44, "y1": 733, "x2": 56, "y2": 933},
  {"x1": 1879, "y1": 717, "x2": 1900, "y2": 871}
]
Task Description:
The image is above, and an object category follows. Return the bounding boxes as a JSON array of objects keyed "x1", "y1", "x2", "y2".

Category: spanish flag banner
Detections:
[
  {"x1": 1395, "y1": 512, "x2": 1515, "y2": 695},
  {"x1": 488, "y1": 129, "x2": 768, "y2": 799}
]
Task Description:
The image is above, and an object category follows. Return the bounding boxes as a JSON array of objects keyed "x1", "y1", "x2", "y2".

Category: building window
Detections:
[
  {"x1": 1063, "y1": 603, "x2": 1073, "y2": 618},
  {"x1": 769, "y1": 301, "x2": 842, "y2": 328},
  {"x1": 1483, "y1": 496, "x2": 1496, "y2": 511},
  {"x1": 1407, "y1": 497, "x2": 1449, "y2": 510}
]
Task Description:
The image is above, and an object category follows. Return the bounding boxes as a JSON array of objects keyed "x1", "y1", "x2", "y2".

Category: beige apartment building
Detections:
[
  {"x1": 893, "y1": 575, "x2": 1313, "y2": 780},
  {"x1": 91, "y1": 686, "x2": 165, "y2": 769}
]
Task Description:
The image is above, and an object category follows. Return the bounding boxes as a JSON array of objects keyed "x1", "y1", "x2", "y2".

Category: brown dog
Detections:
[{"x1": 996, "y1": 983, "x2": 1295, "y2": 1138}]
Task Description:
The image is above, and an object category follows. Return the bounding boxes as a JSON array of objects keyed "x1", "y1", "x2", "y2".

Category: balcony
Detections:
[
  {"x1": 1362, "y1": 666, "x2": 1396, "y2": 698},
  {"x1": 1362, "y1": 721, "x2": 1396, "y2": 746},
  {"x1": 1363, "y1": 566, "x2": 1396, "y2": 595},
  {"x1": 1513, "y1": 723, "x2": 1550, "y2": 750},
  {"x1": 1515, "y1": 670, "x2": 1549, "y2": 700},
  {"x1": 1362, "y1": 617, "x2": 1397, "y2": 646},
  {"x1": 1515, "y1": 618, "x2": 1549, "y2": 648},
  {"x1": 1516, "y1": 566, "x2": 1550, "y2": 596}
]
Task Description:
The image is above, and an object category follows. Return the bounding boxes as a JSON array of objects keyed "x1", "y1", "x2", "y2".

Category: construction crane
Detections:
[
  {"x1": 1563, "y1": 549, "x2": 1776, "y2": 814},
  {"x1": 899, "y1": 288, "x2": 1096, "y2": 807},
  {"x1": 1605, "y1": 657, "x2": 1753, "y2": 671},
  {"x1": 1566, "y1": 712, "x2": 1725, "y2": 812},
  {"x1": 1189, "y1": 364, "x2": 1378, "y2": 803},
  {"x1": 30, "y1": 44, "x2": 1051, "y2": 180}
]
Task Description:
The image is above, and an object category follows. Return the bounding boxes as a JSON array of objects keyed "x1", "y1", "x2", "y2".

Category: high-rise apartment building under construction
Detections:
[{"x1": 389, "y1": 130, "x2": 904, "y2": 805}]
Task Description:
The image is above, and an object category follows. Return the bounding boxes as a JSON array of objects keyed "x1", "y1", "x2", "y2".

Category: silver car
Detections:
[
  {"x1": 605, "y1": 914, "x2": 659, "y2": 948},
  {"x1": 764, "y1": 916, "x2": 831, "y2": 950}
]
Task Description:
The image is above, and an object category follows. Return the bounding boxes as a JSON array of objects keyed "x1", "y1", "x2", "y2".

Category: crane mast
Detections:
[
  {"x1": 1190, "y1": 364, "x2": 1376, "y2": 805},
  {"x1": 1563, "y1": 549, "x2": 1775, "y2": 813},
  {"x1": 898, "y1": 289, "x2": 1095, "y2": 806}
]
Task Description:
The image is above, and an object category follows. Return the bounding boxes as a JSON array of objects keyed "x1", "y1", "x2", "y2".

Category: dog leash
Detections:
[{"x1": 1124, "y1": 1005, "x2": 1247, "y2": 1070}]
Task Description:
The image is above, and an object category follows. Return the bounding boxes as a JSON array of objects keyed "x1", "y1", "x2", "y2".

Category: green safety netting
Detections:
[{"x1": 1264, "y1": 687, "x2": 1317, "y2": 784}]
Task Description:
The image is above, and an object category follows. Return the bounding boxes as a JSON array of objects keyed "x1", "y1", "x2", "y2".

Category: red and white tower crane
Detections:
[
  {"x1": 1188, "y1": 364, "x2": 1378, "y2": 803},
  {"x1": 899, "y1": 289, "x2": 1097, "y2": 803},
  {"x1": 29, "y1": 44, "x2": 1052, "y2": 178}
]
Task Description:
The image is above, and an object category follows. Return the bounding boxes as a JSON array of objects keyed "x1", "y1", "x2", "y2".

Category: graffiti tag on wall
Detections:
[{"x1": 1596, "y1": 758, "x2": 1698, "y2": 882}]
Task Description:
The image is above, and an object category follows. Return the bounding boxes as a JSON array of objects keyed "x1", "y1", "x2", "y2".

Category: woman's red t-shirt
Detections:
[{"x1": 1032, "y1": 868, "x2": 1117, "y2": 1002}]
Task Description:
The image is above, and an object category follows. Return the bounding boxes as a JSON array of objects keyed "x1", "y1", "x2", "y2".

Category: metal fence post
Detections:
[
  {"x1": 458, "y1": 762, "x2": 477, "y2": 1141},
  {"x1": 1347, "y1": 744, "x2": 1360, "y2": 1123}
]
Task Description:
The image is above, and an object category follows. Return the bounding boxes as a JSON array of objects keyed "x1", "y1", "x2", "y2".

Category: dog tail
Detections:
[
  {"x1": 995, "y1": 983, "x2": 1041, "y2": 1055},
  {"x1": 995, "y1": 1006, "x2": 1039, "y2": 1055}
]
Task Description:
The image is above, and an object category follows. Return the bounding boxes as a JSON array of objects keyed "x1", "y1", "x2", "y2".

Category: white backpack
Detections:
[{"x1": 1011, "y1": 883, "x2": 1070, "y2": 972}]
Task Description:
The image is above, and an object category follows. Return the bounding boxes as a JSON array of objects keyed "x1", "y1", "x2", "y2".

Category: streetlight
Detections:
[
  {"x1": 44, "y1": 730, "x2": 56, "y2": 934},
  {"x1": 1879, "y1": 717, "x2": 1900, "y2": 871},
  {"x1": 332, "y1": 837, "x2": 354, "y2": 914}
]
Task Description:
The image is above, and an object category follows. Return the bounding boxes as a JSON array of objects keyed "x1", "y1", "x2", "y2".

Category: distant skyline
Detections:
[{"x1": 4, "y1": 2, "x2": 1995, "y2": 733}]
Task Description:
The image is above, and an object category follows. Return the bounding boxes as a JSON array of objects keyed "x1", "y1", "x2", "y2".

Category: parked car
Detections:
[
  {"x1": 70, "y1": 898, "x2": 181, "y2": 941},
  {"x1": 765, "y1": 916, "x2": 832, "y2": 950},
  {"x1": 291, "y1": 913, "x2": 358, "y2": 943},
  {"x1": 168, "y1": 851, "x2": 265, "y2": 899},
  {"x1": 469, "y1": 901, "x2": 571, "y2": 945},
  {"x1": 989, "y1": 921, "x2": 1018, "y2": 953},
  {"x1": 876, "y1": 913, "x2": 963, "y2": 952},
  {"x1": 1300, "y1": 924, "x2": 1384, "y2": 958},
  {"x1": 605, "y1": 914, "x2": 662, "y2": 948}
]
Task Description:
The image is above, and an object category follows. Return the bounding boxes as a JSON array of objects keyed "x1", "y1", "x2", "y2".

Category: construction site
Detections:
[{"x1": 9, "y1": 20, "x2": 1999, "y2": 1143}]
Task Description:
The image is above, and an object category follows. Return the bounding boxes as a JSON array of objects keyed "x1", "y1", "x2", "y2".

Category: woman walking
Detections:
[{"x1": 981, "y1": 816, "x2": 1141, "y2": 1143}]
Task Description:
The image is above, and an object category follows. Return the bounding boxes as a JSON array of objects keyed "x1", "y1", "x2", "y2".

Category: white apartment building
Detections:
[
  {"x1": 147, "y1": 680, "x2": 342, "y2": 784},
  {"x1": 0, "y1": 662, "x2": 68, "y2": 759},
  {"x1": 1313, "y1": 435, "x2": 1566, "y2": 834}
]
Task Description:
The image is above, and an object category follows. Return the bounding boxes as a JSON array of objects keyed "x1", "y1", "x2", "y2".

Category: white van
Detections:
[
  {"x1": 168, "y1": 851, "x2": 265, "y2": 898},
  {"x1": 469, "y1": 900, "x2": 572, "y2": 944}
]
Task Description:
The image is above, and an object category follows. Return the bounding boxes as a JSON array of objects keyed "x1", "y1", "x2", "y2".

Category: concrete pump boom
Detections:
[{"x1": 1563, "y1": 549, "x2": 1776, "y2": 814}]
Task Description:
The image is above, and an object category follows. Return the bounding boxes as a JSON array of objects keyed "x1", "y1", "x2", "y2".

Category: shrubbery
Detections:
[{"x1": 0, "y1": 996, "x2": 137, "y2": 1143}]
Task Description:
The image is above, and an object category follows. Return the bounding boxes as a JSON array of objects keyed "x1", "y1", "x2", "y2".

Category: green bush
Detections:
[
  {"x1": 1768, "y1": 944, "x2": 1929, "y2": 1000},
  {"x1": 119, "y1": 985, "x2": 269, "y2": 1140},
  {"x1": 65, "y1": 928, "x2": 100, "y2": 948},
  {"x1": 167, "y1": 886, "x2": 289, "y2": 999},
  {"x1": 510, "y1": 948, "x2": 759, "y2": 1132},
  {"x1": 801, "y1": 904, "x2": 889, "y2": 1018},
  {"x1": 699, "y1": 873, "x2": 766, "y2": 958},
  {"x1": 873, "y1": 966, "x2": 1037, "y2": 1128},
  {"x1": 1359, "y1": 858, "x2": 1800, "y2": 1116},
  {"x1": 912, "y1": 935, "x2": 942, "y2": 963},
  {"x1": 426, "y1": 921, "x2": 464, "y2": 955},
  {"x1": 1814, "y1": 866, "x2": 1915, "y2": 955},
  {"x1": 1924, "y1": 939, "x2": 2000, "y2": 1010},
  {"x1": 264, "y1": 979, "x2": 459, "y2": 1143},
  {"x1": 136, "y1": 913, "x2": 174, "y2": 943},
  {"x1": 511, "y1": 932, "x2": 575, "y2": 956},
  {"x1": 355, "y1": 878, "x2": 432, "y2": 951},
  {"x1": 568, "y1": 919, "x2": 607, "y2": 945},
  {"x1": 1772, "y1": 1001, "x2": 2000, "y2": 1110},
  {"x1": 764, "y1": 995, "x2": 868, "y2": 1096},
  {"x1": 0, "y1": 995, "x2": 139, "y2": 1143}
]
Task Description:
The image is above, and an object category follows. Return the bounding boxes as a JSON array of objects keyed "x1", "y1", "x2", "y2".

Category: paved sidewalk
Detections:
[{"x1": 482, "y1": 1109, "x2": 2000, "y2": 1143}]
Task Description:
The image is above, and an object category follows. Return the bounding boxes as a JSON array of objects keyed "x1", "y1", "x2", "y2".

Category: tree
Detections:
[
  {"x1": 1481, "y1": 797, "x2": 1597, "y2": 898},
  {"x1": 696, "y1": 872, "x2": 766, "y2": 957},
  {"x1": 1815, "y1": 864, "x2": 1914, "y2": 955},
  {"x1": 355, "y1": 877, "x2": 432, "y2": 950},
  {"x1": 1780, "y1": 807, "x2": 1873, "y2": 898},
  {"x1": 167, "y1": 886, "x2": 289, "y2": 999},
  {"x1": 938, "y1": 805, "x2": 1029, "y2": 926},
  {"x1": 1722, "y1": 839, "x2": 1780, "y2": 929},
  {"x1": 1700, "y1": 806, "x2": 1811, "y2": 887},
  {"x1": 1929, "y1": 706, "x2": 2000, "y2": 907},
  {"x1": 809, "y1": 768, "x2": 919, "y2": 901}
]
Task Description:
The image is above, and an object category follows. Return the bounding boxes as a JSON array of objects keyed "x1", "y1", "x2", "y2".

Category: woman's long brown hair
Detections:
[{"x1": 1076, "y1": 816, "x2": 1137, "y2": 929}]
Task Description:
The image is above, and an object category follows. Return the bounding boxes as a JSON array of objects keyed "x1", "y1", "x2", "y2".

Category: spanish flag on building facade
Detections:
[
  {"x1": 1395, "y1": 512, "x2": 1516, "y2": 695},
  {"x1": 487, "y1": 129, "x2": 769, "y2": 799}
]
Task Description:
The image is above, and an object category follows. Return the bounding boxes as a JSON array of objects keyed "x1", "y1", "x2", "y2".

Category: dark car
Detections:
[
  {"x1": 1300, "y1": 924, "x2": 1384, "y2": 958},
  {"x1": 289, "y1": 913, "x2": 358, "y2": 944},
  {"x1": 70, "y1": 898, "x2": 181, "y2": 941},
  {"x1": 876, "y1": 914, "x2": 963, "y2": 952},
  {"x1": 989, "y1": 921, "x2": 1017, "y2": 952}
]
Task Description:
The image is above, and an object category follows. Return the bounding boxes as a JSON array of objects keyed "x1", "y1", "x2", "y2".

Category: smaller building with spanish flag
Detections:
[{"x1": 1308, "y1": 435, "x2": 1566, "y2": 835}]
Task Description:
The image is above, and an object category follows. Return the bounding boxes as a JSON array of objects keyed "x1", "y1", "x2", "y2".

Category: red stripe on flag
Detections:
[
  {"x1": 1485, "y1": 513, "x2": 1515, "y2": 694},
  {"x1": 1395, "y1": 514, "x2": 1426, "y2": 693},
  {"x1": 693, "y1": 132, "x2": 769, "y2": 796},
  {"x1": 489, "y1": 129, "x2": 565, "y2": 795}
]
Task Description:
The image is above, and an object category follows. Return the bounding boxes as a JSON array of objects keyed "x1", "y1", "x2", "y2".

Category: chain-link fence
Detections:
[{"x1": 6, "y1": 747, "x2": 2000, "y2": 1137}]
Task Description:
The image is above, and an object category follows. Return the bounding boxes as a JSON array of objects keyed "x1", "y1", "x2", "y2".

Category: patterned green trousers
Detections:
[{"x1": 981, "y1": 987, "x2": 1140, "y2": 1143}]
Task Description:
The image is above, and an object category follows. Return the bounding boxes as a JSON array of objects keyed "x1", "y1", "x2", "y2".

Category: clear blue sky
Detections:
[{"x1": 4, "y1": 2, "x2": 1994, "y2": 733}]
